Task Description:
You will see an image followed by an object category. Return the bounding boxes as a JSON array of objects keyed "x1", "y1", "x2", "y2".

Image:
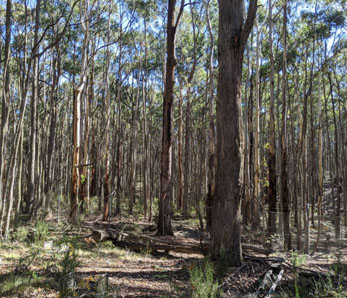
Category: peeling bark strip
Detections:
[{"x1": 212, "y1": 0, "x2": 257, "y2": 267}]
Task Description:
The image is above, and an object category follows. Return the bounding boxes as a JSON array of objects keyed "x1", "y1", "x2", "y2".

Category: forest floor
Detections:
[{"x1": 0, "y1": 209, "x2": 347, "y2": 297}]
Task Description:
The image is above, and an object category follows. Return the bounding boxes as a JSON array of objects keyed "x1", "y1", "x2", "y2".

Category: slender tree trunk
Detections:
[
  {"x1": 115, "y1": 27, "x2": 124, "y2": 216},
  {"x1": 253, "y1": 21, "x2": 261, "y2": 228},
  {"x1": 103, "y1": 12, "x2": 111, "y2": 221},
  {"x1": 281, "y1": 0, "x2": 292, "y2": 250},
  {"x1": 242, "y1": 46, "x2": 251, "y2": 226},
  {"x1": 157, "y1": 0, "x2": 185, "y2": 236},
  {"x1": 0, "y1": 0, "x2": 12, "y2": 233},
  {"x1": 142, "y1": 19, "x2": 150, "y2": 220},
  {"x1": 44, "y1": 46, "x2": 60, "y2": 212},
  {"x1": 327, "y1": 66, "x2": 341, "y2": 239},
  {"x1": 25, "y1": 0, "x2": 41, "y2": 216},
  {"x1": 313, "y1": 60, "x2": 323, "y2": 255},
  {"x1": 183, "y1": 100, "x2": 191, "y2": 218},
  {"x1": 267, "y1": 0, "x2": 277, "y2": 235},
  {"x1": 177, "y1": 83, "x2": 184, "y2": 211},
  {"x1": 71, "y1": 0, "x2": 89, "y2": 224},
  {"x1": 205, "y1": 0, "x2": 215, "y2": 231},
  {"x1": 128, "y1": 78, "x2": 140, "y2": 215}
]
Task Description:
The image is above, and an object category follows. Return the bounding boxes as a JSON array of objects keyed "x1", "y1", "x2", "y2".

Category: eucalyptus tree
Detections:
[
  {"x1": 0, "y1": 0, "x2": 12, "y2": 236},
  {"x1": 157, "y1": 0, "x2": 185, "y2": 236},
  {"x1": 280, "y1": 0, "x2": 292, "y2": 251},
  {"x1": 204, "y1": 0, "x2": 217, "y2": 230},
  {"x1": 267, "y1": 0, "x2": 277, "y2": 235},
  {"x1": 212, "y1": 0, "x2": 257, "y2": 266}
]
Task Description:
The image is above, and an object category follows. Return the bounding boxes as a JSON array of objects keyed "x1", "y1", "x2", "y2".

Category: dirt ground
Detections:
[{"x1": 0, "y1": 213, "x2": 346, "y2": 297}]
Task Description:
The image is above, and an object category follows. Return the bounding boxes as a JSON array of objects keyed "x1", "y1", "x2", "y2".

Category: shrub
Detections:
[
  {"x1": 33, "y1": 220, "x2": 49, "y2": 243},
  {"x1": 11, "y1": 227, "x2": 29, "y2": 242},
  {"x1": 189, "y1": 259, "x2": 222, "y2": 298},
  {"x1": 58, "y1": 243, "x2": 80, "y2": 297}
]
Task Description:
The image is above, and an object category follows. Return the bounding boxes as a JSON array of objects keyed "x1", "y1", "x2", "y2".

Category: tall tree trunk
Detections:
[
  {"x1": 103, "y1": 11, "x2": 111, "y2": 221},
  {"x1": 127, "y1": 78, "x2": 140, "y2": 215},
  {"x1": 267, "y1": 0, "x2": 277, "y2": 235},
  {"x1": 44, "y1": 46, "x2": 60, "y2": 212},
  {"x1": 327, "y1": 65, "x2": 341, "y2": 239},
  {"x1": 142, "y1": 19, "x2": 150, "y2": 220},
  {"x1": 253, "y1": 21, "x2": 261, "y2": 228},
  {"x1": 183, "y1": 100, "x2": 191, "y2": 218},
  {"x1": 281, "y1": 0, "x2": 292, "y2": 250},
  {"x1": 115, "y1": 23, "x2": 124, "y2": 216},
  {"x1": 0, "y1": 0, "x2": 12, "y2": 233},
  {"x1": 313, "y1": 59, "x2": 323, "y2": 255},
  {"x1": 71, "y1": 0, "x2": 89, "y2": 224},
  {"x1": 177, "y1": 83, "x2": 184, "y2": 211},
  {"x1": 205, "y1": 0, "x2": 215, "y2": 230},
  {"x1": 25, "y1": 0, "x2": 41, "y2": 216},
  {"x1": 212, "y1": 0, "x2": 257, "y2": 266},
  {"x1": 157, "y1": 0, "x2": 184, "y2": 236}
]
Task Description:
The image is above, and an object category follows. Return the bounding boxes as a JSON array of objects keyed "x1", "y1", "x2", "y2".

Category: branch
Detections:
[
  {"x1": 174, "y1": 0, "x2": 185, "y2": 29},
  {"x1": 241, "y1": 0, "x2": 258, "y2": 48},
  {"x1": 74, "y1": 162, "x2": 94, "y2": 168},
  {"x1": 32, "y1": 0, "x2": 80, "y2": 59}
]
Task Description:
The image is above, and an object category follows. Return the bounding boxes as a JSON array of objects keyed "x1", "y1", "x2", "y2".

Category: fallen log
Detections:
[
  {"x1": 90, "y1": 228, "x2": 274, "y2": 256},
  {"x1": 242, "y1": 244, "x2": 273, "y2": 256},
  {"x1": 90, "y1": 229, "x2": 119, "y2": 242},
  {"x1": 113, "y1": 239, "x2": 202, "y2": 254}
]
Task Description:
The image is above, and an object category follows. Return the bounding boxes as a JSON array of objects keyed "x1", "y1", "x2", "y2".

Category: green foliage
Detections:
[
  {"x1": 58, "y1": 243, "x2": 80, "y2": 297},
  {"x1": 291, "y1": 251, "x2": 308, "y2": 268},
  {"x1": 11, "y1": 226, "x2": 29, "y2": 242},
  {"x1": 189, "y1": 259, "x2": 222, "y2": 298},
  {"x1": 99, "y1": 240, "x2": 115, "y2": 250},
  {"x1": 310, "y1": 276, "x2": 347, "y2": 298},
  {"x1": 0, "y1": 247, "x2": 42, "y2": 296},
  {"x1": 331, "y1": 251, "x2": 346, "y2": 279},
  {"x1": 32, "y1": 220, "x2": 49, "y2": 243},
  {"x1": 0, "y1": 273, "x2": 42, "y2": 296},
  {"x1": 289, "y1": 252, "x2": 347, "y2": 298},
  {"x1": 80, "y1": 174, "x2": 86, "y2": 184}
]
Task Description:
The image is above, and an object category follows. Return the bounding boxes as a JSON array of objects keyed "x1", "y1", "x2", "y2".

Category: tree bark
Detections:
[
  {"x1": 103, "y1": 10, "x2": 111, "y2": 221},
  {"x1": 267, "y1": 0, "x2": 277, "y2": 235},
  {"x1": 212, "y1": 0, "x2": 257, "y2": 266},
  {"x1": 25, "y1": 0, "x2": 41, "y2": 216},
  {"x1": 281, "y1": 0, "x2": 292, "y2": 250},
  {"x1": 157, "y1": 0, "x2": 184, "y2": 236},
  {"x1": 0, "y1": 0, "x2": 12, "y2": 234},
  {"x1": 205, "y1": 0, "x2": 215, "y2": 230}
]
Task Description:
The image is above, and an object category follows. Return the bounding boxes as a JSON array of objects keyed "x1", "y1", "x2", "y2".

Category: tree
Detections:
[
  {"x1": 280, "y1": 0, "x2": 291, "y2": 250},
  {"x1": 0, "y1": 0, "x2": 12, "y2": 236},
  {"x1": 157, "y1": 0, "x2": 185, "y2": 236},
  {"x1": 267, "y1": 0, "x2": 277, "y2": 235},
  {"x1": 211, "y1": 0, "x2": 257, "y2": 266}
]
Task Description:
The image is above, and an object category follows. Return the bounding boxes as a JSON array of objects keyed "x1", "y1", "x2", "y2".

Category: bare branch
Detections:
[{"x1": 241, "y1": 0, "x2": 258, "y2": 47}]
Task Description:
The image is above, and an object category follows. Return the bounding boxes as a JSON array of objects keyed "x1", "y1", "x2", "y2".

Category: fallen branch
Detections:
[{"x1": 265, "y1": 268, "x2": 284, "y2": 298}]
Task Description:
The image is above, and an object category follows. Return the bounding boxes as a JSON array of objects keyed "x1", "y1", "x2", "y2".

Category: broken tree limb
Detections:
[
  {"x1": 265, "y1": 268, "x2": 284, "y2": 298},
  {"x1": 90, "y1": 229, "x2": 119, "y2": 242},
  {"x1": 256, "y1": 269, "x2": 274, "y2": 296}
]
